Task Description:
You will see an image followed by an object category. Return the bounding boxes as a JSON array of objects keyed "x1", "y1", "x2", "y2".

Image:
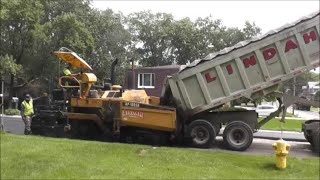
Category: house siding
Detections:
[{"x1": 124, "y1": 66, "x2": 180, "y2": 97}]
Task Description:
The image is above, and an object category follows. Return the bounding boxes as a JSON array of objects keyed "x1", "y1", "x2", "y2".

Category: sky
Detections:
[
  {"x1": 91, "y1": 0, "x2": 319, "y2": 73},
  {"x1": 91, "y1": 1, "x2": 319, "y2": 34}
]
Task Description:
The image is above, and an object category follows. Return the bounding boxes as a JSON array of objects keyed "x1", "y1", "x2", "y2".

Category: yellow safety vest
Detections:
[
  {"x1": 63, "y1": 68, "x2": 71, "y2": 76},
  {"x1": 22, "y1": 99, "x2": 34, "y2": 116}
]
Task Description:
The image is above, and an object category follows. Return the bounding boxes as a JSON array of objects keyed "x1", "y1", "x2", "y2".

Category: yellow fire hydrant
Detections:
[{"x1": 272, "y1": 139, "x2": 290, "y2": 169}]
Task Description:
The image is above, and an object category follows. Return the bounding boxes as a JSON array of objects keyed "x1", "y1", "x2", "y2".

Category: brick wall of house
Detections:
[{"x1": 124, "y1": 65, "x2": 180, "y2": 97}]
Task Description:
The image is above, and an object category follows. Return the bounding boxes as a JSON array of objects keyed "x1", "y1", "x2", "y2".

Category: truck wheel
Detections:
[
  {"x1": 312, "y1": 130, "x2": 320, "y2": 155},
  {"x1": 304, "y1": 134, "x2": 313, "y2": 144},
  {"x1": 186, "y1": 120, "x2": 216, "y2": 148},
  {"x1": 223, "y1": 121, "x2": 253, "y2": 151}
]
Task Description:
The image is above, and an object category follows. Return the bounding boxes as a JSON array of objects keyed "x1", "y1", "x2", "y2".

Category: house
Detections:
[{"x1": 124, "y1": 65, "x2": 183, "y2": 97}]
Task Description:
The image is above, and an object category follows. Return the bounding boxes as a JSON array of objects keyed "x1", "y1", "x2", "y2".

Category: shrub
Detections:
[{"x1": 4, "y1": 109, "x2": 20, "y2": 116}]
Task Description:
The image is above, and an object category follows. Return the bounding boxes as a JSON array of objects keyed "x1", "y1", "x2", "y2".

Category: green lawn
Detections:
[
  {"x1": 259, "y1": 118, "x2": 305, "y2": 132},
  {"x1": 1, "y1": 133, "x2": 319, "y2": 179}
]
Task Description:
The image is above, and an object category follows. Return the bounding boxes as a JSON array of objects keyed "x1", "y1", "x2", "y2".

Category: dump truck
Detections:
[
  {"x1": 161, "y1": 11, "x2": 320, "y2": 151},
  {"x1": 31, "y1": 11, "x2": 320, "y2": 152}
]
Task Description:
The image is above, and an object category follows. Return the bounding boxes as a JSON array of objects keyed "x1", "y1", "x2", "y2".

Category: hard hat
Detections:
[{"x1": 25, "y1": 94, "x2": 31, "y2": 100}]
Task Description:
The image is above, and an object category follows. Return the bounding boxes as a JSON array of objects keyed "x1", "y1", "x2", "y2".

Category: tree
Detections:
[
  {"x1": 31, "y1": 0, "x2": 96, "y2": 90},
  {"x1": 84, "y1": 9, "x2": 131, "y2": 85},
  {"x1": 0, "y1": 0, "x2": 96, "y2": 107},
  {"x1": 127, "y1": 12, "x2": 262, "y2": 66},
  {"x1": 193, "y1": 18, "x2": 225, "y2": 57},
  {"x1": 168, "y1": 17, "x2": 200, "y2": 65},
  {"x1": 127, "y1": 11, "x2": 175, "y2": 66},
  {"x1": 1, "y1": 1, "x2": 264, "y2": 106},
  {"x1": 0, "y1": 0, "x2": 44, "y2": 107},
  {"x1": 242, "y1": 21, "x2": 261, "y2": 39},
  {"x1": 0, "y1": 55, "x2": 23, "y2": 78}
]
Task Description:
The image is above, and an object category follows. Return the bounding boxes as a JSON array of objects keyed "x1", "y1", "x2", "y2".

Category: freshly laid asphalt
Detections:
[
  {"x1": 0, "y1": 115, "x2": 307, "y2": 141},
  {"x1": 1, "y1": 114, "x2": 318, "y2": 157}
]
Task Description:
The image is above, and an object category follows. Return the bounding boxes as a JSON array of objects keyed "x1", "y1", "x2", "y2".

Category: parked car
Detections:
[{"x1": 256, "y1": 104, "x2": 278, "y2": 116}]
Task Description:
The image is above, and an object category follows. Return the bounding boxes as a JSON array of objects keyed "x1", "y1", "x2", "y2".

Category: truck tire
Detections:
[
  {"x1": 304, "y1": 133, "x2": 313, "y2": 144},
  {"x1": 223, "y1": 121, "x2": 253, "y2": 151},
  {"x1": 186, "y1": 120, "x2": 216, "y2": 148},
  {"x1": 312, "y1": 130, "x2": 320, "y2": 155}
]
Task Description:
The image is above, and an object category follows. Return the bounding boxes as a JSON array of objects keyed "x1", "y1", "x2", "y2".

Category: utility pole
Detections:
[
  {"x1": 292, "y1": 77, "x2": 296, "y2": 114},
  {"x1": 1, "y1": 79, "x2": 4, "y2": 131},
  {"x1": 131, "y1": 58, "x2": 135, "y2": 89},
  {"x1": 293, "y1": 77, "x2": 296, "y2": 96}
]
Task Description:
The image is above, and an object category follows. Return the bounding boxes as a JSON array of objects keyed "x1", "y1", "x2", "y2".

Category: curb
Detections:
[
  {"x1": 258, "y1": 129, "x2": 302, "y2": 134},
  {"x1": 0, "y1": 115, "x2": 21, "y2": 118},
  {"x1": 253, "y1": 135, "x2": 307, "y2": 142}
]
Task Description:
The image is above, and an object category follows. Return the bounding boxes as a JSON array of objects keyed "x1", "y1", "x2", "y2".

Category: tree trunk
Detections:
[{"x1": 8, "y1": 74, "x2": 15, "y2": 109}]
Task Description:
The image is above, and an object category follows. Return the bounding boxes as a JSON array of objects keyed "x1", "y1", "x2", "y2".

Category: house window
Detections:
[{"x1": 138, "y1": 73, "x2": 155, "y2": 88}]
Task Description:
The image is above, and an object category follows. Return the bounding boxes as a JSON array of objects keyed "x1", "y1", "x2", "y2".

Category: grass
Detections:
[
  {"x1": 1, "y1": 133, "x2": 319, "y2": 179},
  {"x1": 259, "y1": 118, "x2": 305, "y2": 131}
]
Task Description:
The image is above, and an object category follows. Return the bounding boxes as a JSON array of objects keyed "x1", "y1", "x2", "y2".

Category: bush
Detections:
[{"x1": 4, "y1": 109, "x2": 20, "y2": 116}]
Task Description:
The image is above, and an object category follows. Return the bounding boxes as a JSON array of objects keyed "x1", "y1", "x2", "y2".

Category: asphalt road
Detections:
[
  {"x1": 1, "y1": 115, "x2": 24, "y2": 134},
  {"x1": 1, "y1": 115, "x2": 317, "y2": 157}
]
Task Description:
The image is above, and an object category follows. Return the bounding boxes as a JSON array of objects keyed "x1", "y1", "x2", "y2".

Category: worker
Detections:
[
  {"x1": 21, "y1": 94, "x2": 34, "y2": 135},
  {"x1": 62, "y1": 63, "x2": 81, "y2": 98},
  {"x1": 63, "y1": 63, "x2": 72, "y2": 76},
  {"x1": 63, "y1": 63, "x2": 81, "y2": 84}
]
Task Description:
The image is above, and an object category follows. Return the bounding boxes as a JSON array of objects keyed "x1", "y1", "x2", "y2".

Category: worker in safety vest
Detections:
[
  {"x1": 63, "y1": 63, "x2": 72, "y2": 76},
  {"x1": 21, "y1": 94, "x2": 34, "y2": 135},
  {"x1": 63, "y1": 63, "x2": 80, "y2": 85},
  {"x1": 62, "y1": 63, "x2": 81, "y2": 99}
]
